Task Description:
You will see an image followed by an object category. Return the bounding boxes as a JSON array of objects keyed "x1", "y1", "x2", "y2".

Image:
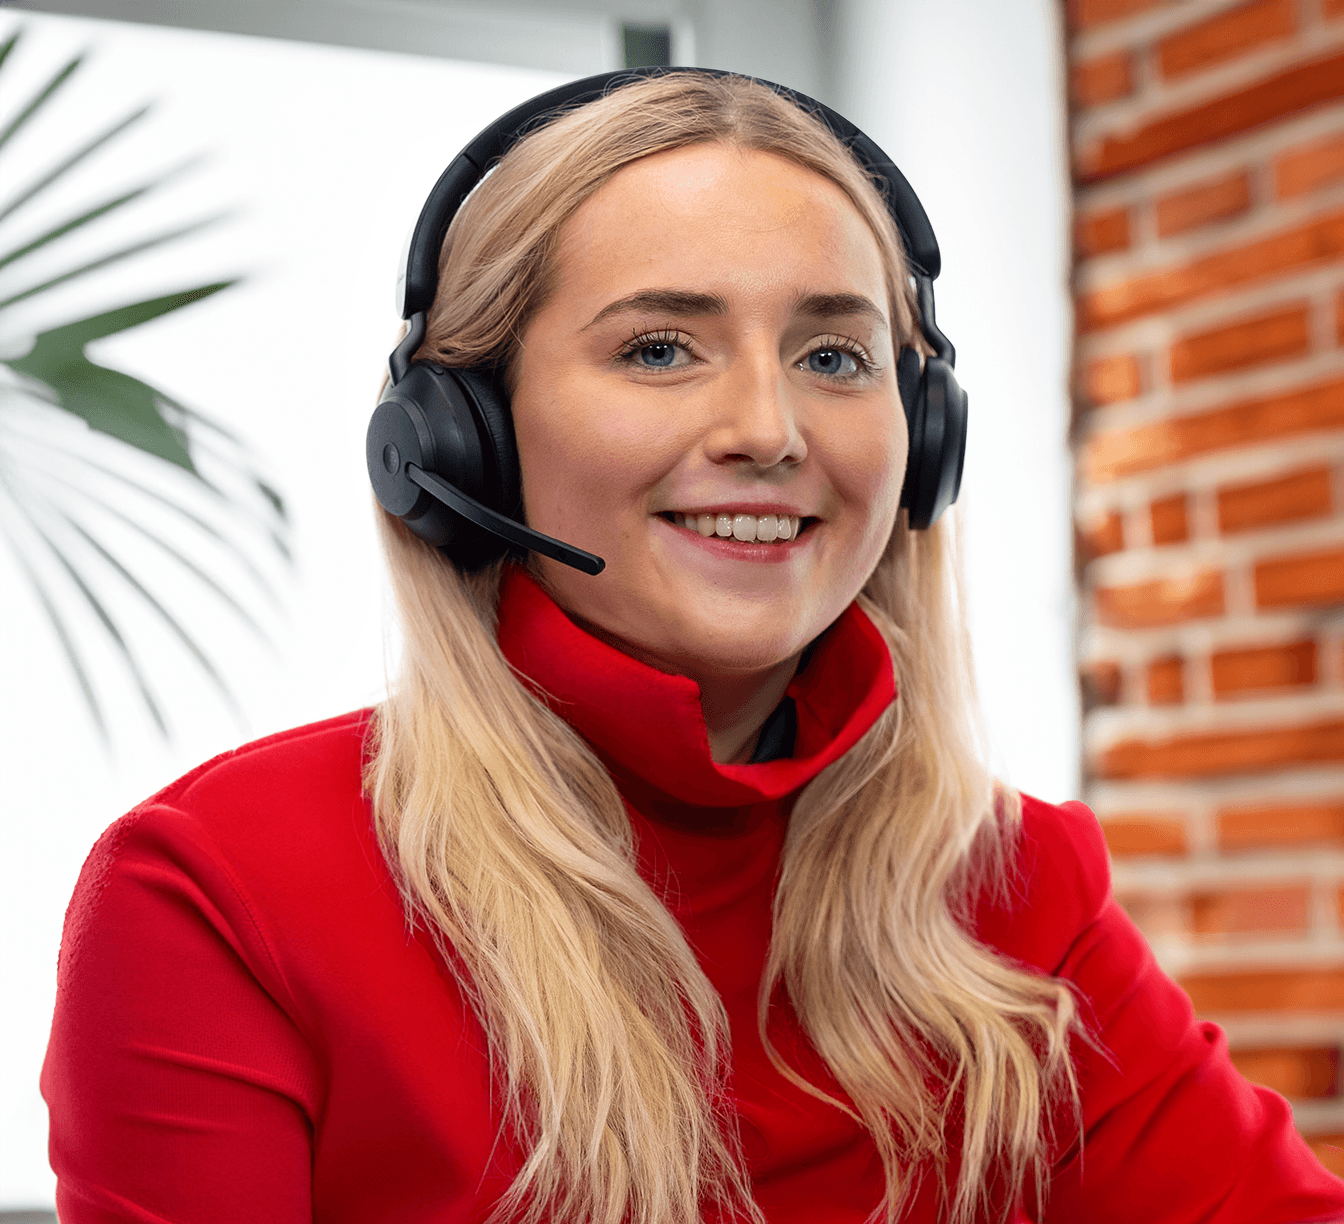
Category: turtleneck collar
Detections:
[{"x1": 495, "y1": 566, "x2": 897, "y2": 810}]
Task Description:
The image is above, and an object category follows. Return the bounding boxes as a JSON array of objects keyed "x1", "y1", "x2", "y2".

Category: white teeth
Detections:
[{"x1": 672, "y1": 512, "x2": 803, "y2": 542}]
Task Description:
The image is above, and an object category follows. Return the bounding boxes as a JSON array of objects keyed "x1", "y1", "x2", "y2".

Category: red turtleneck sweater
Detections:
[{"x1": 43, "y1": 568, "x2": 1344, "y2": 1222}]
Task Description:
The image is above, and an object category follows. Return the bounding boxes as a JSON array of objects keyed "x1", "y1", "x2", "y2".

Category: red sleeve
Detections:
[
  {"x1": 998, "y1": 798, "x2": 1344, "y2": 1223},
  {"x1": 41, "y1": 804, "x2": 322, "y2": 1223}
]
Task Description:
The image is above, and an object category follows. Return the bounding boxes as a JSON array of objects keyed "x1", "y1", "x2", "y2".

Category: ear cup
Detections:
[
  {"x1": 895, "y1": 345, "x2": 922, "y2": 416},
  {"x1": 452, "y1": 365, "x2": 521, "y2": 517},
  {"x1": 897, "y1": 351, "x2": 968, "y2": 531},
  {"x1": 367, "y1": 363, "x2": 520, "y2": 567}
]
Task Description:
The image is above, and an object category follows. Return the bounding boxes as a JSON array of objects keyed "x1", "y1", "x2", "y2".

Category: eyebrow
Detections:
[
  {"x1": 583, "y1": 289, "x2": 728, "y2": 329},
  {"x1": 794, "y1": 292, "x2": 888, "y2": 329},
  {"x1": 582, "y1": 288, "x2": 889, "y2": 331}
]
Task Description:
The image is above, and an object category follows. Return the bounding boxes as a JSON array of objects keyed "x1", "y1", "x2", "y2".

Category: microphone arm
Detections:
[{"x1": 406, "y1": 463, "x2": 605, "y2": 576}]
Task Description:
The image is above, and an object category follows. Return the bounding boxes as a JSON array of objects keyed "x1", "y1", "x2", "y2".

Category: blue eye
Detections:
[
  {"x1": 639, "y1": 342, "x2": 678, "y2": 368},
  {"x1": 619, "y1": 331, "x2": 693, "y2": 371},
  {"x1": 808, "y1": 347, "x2": 859, "y2": 377}
]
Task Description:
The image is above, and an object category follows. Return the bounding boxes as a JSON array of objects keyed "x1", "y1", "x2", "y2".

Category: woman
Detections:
[{"x1": 43, "y1": 69, "x2": 1344, "y2": 1224}]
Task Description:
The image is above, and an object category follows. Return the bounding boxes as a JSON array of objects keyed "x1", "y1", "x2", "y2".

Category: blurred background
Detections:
[{"x1": 0, "y1": 0, "x2": 1341, "y2": 1210}]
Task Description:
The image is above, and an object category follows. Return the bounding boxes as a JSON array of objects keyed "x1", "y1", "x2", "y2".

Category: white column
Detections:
[{"x1": 829, "y1": 0, "x2": 1081, "y2": 801}]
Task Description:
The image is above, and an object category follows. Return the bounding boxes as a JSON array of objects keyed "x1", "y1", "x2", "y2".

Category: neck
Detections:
[
  {"x1": 552, "y1": 604, "x2": 802, "y2": 765},
  {"x1": 696, "y1": 657, "x2": 800, "y2": 763},
  {"x1": 495, "y1": 566, "x2": 898, "y2": 809}
]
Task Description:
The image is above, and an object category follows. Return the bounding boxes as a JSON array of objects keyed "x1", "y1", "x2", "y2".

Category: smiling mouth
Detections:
[{"x1": 658, "y1": 511, "x2": 813, "y2": 543}]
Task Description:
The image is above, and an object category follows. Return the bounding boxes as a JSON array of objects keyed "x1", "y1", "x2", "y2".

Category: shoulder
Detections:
[
  {"x1": 971, "y1": 792, "x2": 1113, "y2": 977},
  {"x1": 76, "y1": 709, "x2": 380, "y2": 930},
  {"x1": 146, "y1": 707, "x2": 375, "y2": 817}
]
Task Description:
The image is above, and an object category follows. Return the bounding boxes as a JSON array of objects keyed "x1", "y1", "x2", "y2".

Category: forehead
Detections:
[{"x1": 547, "y1": 143, "x2": 889, "y2": 309}]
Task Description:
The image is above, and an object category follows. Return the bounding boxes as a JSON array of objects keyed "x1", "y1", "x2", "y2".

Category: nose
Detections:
[{"x1": 703, "y1": 348, "x2": 807, "y2": 470}]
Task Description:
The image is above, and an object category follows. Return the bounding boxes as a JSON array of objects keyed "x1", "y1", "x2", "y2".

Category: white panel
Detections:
[{"x1": 830, "y1": 0, "x2": 1081, "y2": 803}]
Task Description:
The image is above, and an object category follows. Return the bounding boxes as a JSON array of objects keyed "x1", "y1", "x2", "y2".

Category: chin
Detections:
[
  {"x1": 647, "y1": 593, "x2": 845, "y2": 674},
  {"x1": 658, "y1": 628, "x2": 808, "y2": 680}
]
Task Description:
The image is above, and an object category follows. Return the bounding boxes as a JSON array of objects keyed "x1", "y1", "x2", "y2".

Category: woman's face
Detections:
[{"x1": 510, "y1": 142, "x2": 907, "y2": 683}]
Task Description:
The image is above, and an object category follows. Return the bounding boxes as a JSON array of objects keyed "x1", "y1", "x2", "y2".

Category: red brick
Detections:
[
  {"x1": 1157, "y1": 0, "x2": 1296, "y2": 81},
  {"x1": 1150, "y1": 493, "x2": 1189, "y2": 544},
  {"x1": 1083, "y1": 375, "x2": 1344, "y2": 482},
  {"x1": 1077, "y1": 510, "x2": 1125, "y2": 562},
  {"x1": 1255, "y1": 545, "x2": 1344, "y2": 608},
  {"x1": 1082, "y1": 352, "x2": 1143, "y2": 404},
  {"x1": 1094, "y1": 570, "x2": 1224, "y2": 628},
  {"x1": 1117, "y1": 889, "x2": 1189, "y2": 936},
  {"x1": 1066, "y1": 0, "x2": 1165, "y2": 33},
  {"x1": 1170, "y1": 304, "x2": 1311, "y2": 383},
  {"x1": 1212, "y1": 640, "x2": 1317, "y2": 696},
  {"x1": 1078, "y1": 50, "x2": 1344, "y2": 183},
  {"x1": 1309, "y1": 1135, "x2": 1344, "y2": 1179},
  {"x1": 1100, "y1": 813, "x2": 1188, "y2": 856},
  {"x1": 1230, "y1": 1045, "x2": 1338, "y2": 1097},
  {"x1": 1075, "y1": 206, "x2": 1132, "y2": 257},
  {"x1": 1191, "y1": 882, "x2": 1310, "y2": 934},
  {"x1": 1156, "y1": 171, "x2": 1253, "y2": 237},
  {"x1": 1179, "y1": 966, "x2": 1344, "y2": 1012},
  {"x1": 1218, "y1": 466, "x2": 1334, "y2": 533},
  {"x1": 1072, "y1": 50, "x2": 1136, "y2": 107},
  {"x1": 1219, "y1": 801, "x2": 1344, "y2": 850},
  {"x1": 1147, "y1": 654, "x2": 1185, "y2": 703},
  {"x1": 1080, "y1": 659, "x2": 1123, "y2": 710},
  {"x1": 1078, "y1": 211, "x2": 1344, "y2": 333},
  {"x1": 1275, "y1": 130, "x2": 1344, "y2": 199},
  {"x1": 1096, "y1": 718, "x2": 1344, "y2": 779}
]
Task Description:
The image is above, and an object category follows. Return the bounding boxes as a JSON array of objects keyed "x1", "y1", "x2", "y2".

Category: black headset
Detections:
[{"x1": 367, "y1": 67, "x2": 968, "y2": 577}]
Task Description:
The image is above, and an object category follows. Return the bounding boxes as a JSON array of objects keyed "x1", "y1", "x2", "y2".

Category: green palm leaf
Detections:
[
  {"x1": 0, "y1": 180, "x2": 160, "y2": 272},
  {"x1": 36, "y1": 446, "x2": 285, "y2": 607},
  {"x1": 0, "y1": 494, "x2": 108, "y2": 740},
  {"x1": 0, "y1": 46, "x2": 80, "y2": 153},
  {"x1": 1, "y1": 483, "x2": 170, "y2": 736},
  {"x1": 0, "y1": 104, "x2": 150, "y2": 226},
  {"x1": 0, "y1": 22, "x2": 290, "y2": 745},
  {"x1": 4, "y1": 285, "x2": 233, "y2": 469},
  {"x1": 0, "y1": 215, "x2": 223, "y2": 313}
]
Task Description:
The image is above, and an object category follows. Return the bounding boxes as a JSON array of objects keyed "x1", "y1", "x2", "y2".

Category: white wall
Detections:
[{"x1": 831, "y1": 0, "x2": 1080, "y2": 802}]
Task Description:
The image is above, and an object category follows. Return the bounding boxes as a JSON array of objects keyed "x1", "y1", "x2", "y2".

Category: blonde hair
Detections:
[{"x1": 368, "y1": 72, "x2": 1081, "y2": 1224}]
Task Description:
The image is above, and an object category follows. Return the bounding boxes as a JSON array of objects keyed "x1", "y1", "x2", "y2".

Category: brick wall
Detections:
[{"x1": 1067, "y1": 0, "x2": 1344, "y2": 1171}]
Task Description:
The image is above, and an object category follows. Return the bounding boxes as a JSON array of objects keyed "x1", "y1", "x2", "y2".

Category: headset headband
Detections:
[{"x1": 397, "y1": 66, "x2": 942, "y2": 321}]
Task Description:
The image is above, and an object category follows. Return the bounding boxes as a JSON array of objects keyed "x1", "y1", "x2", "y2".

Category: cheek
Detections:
[
  {"x1": 832, "y1": 408, "x2": 908, "y2": 542},
  {"x1": 510, "y1": 372, "x2": 680, "y2": 533}
]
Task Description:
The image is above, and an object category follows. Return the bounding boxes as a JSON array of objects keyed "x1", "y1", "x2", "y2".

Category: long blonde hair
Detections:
[{"x1": 368, "y1": 72, "x2": 1081, "y2": 1224}]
